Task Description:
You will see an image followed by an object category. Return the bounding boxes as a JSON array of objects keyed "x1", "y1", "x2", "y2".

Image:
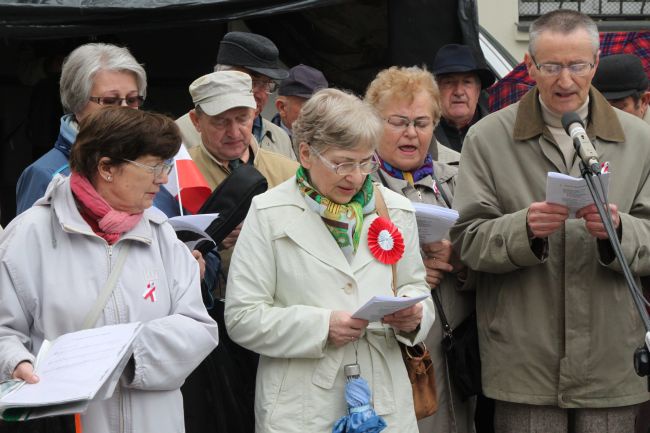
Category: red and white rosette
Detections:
[{"x1": 368, "y1": 217, "x2": 405, "y2": 265}]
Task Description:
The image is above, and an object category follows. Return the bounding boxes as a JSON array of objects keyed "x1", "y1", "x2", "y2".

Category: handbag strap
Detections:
[
  {"x1": 373, "y1": 185, "x2": 398, "y2": 294},
  {"x1": 431, "y1": 289, "x2": 453, "y2": 337},
  {"x1": 81, "y1": 242, "x2": 131, "y2": 330},
  {"x1": 431, "y1": 169, "x2": 452, "y2": 209}
]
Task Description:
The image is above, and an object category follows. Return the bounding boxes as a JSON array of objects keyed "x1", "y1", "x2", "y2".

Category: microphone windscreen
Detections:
[{"x1": 561, "y1": 111, "x2": 583, "y2": 135}]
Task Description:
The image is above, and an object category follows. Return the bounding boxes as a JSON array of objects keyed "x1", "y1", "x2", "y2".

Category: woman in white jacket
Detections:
[
  {"x1": 0, "y1": 107, "x2": 218, "y2": 433},
  {"x1": 225, "y1": 88, "x2": 435, "y2": 433}
]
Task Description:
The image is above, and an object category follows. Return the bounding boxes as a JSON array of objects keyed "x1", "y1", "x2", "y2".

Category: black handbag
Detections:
[
  {"x1": 198, "y1": 164, "x2": 268, "y2": 246},
  {"x1": 432, "y1": 290, "x2": 482, "y2": 401}
]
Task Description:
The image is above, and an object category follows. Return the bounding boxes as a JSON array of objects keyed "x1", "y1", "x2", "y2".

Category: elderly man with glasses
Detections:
[
  {"x1": 176, "y1": 32, "x2": 296, "y2": 160},
  {"x1": 451, "y1": 9, "x2": 650, "y2": 433}
]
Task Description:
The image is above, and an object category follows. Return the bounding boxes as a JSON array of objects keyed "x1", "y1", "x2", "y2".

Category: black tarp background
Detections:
[{"x1": 0, "y1": 0, "x2": 480, "y2": 225}]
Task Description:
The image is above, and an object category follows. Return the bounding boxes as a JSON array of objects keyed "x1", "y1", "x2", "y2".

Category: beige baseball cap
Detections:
[{"x1": 189, "y1": 71, "x2": 256, "y2": 116}]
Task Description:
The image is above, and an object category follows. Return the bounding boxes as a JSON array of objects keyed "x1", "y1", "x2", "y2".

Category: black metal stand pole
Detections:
[{"x1": 580, "y1": 162, "x2": 650, "y2": 387}]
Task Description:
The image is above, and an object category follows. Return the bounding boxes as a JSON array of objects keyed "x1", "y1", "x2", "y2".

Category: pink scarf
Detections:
[{"x1": 70, "y1": 172, "x2": 143, "y2": 244}]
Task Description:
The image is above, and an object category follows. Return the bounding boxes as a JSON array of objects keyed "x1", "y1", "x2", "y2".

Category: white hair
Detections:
[{"x1": 59, "y1": 43, "x2": 147, "y2": 115}]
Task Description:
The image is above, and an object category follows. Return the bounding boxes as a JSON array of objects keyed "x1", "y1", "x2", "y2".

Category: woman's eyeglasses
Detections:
[
  {"x1": 385, "y1": 115, "x2": 433, "y2": 131},
  {"x1": 123, "y1": 159, "x2": 174, "y2": 179},
  {"x1": 89, "y1": 95, "x2": 145, "y2": 108},
  {"x1": 310, "y1": 147, "x2": 379, "y2": 175}
]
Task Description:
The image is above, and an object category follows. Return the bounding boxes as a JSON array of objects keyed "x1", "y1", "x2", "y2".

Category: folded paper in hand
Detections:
[
  {"x1": 0, "y1": 322, "x2": 141, "y2": 421},
  {"x1": 169, "y1": 213, "x2": 219, "y2": 232},
  {"x1": 352, "y1": 294, "x2": 429, "y2": 322},
  {"x1": 545, "y1": 171, "x2": 610, "y2": 218},
  {"x1": 412, "y1": 202, "x2": 459, "y2": 244}
]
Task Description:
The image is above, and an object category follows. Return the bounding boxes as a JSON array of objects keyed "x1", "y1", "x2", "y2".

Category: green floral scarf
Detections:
[{"x1": 296, "y1": 166, "x2": 375, "y2": 262}]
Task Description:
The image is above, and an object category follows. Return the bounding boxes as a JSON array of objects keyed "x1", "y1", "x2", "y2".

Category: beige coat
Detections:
[
  {"x1": 429, "y1": 138, "x2": 461, "y2": 165},
  {"x1": 176, "y1": 112, "x2": 297, "y2": 160},
  {"x1": 224, "y1": 179, "x2": 435, "y2": 433},
  {"x1": 372, "y1": 161, "x2": 475, "y2": 433},
  {"x1": 451, "y1": 87, "x2": 650, "y2": 408},
  {"x1": 188, "y1": 137, "x2": 298, "y2": 191}
]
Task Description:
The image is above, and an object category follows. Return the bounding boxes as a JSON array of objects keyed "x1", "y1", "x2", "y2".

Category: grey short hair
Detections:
[
  {"x1": 529, "y1": 10, "x2": 599, "y2": 57},
  {"x1": 60, "y1": 43, "x2": 147, "y2": 115},
  {"x1": 292, "y1": 88, "x2": 383, "y2": 153}
]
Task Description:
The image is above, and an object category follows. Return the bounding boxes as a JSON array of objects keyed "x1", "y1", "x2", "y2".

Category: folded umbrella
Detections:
[{"x1": 332, "y1": 364, "x2": 387, "y2": 433}]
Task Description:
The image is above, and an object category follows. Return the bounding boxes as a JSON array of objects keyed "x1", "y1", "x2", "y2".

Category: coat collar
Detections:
[
  {"x1": 257, "y1": 179, "x2": 398, "y2": 279},
  {"x1": 38, "y1": 175, "x2": 162, "y2": 245},
  {"x1": 513, "y1": 86, "x2": 625, "y2": 143}
]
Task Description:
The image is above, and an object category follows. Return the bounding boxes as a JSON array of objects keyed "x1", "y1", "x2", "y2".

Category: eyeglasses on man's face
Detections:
[
  {"x1": 252, "y1": 79, "x2": 278, "y2": 94},
  {"x1": 530, "y1": 55, "x2": 595, "y2": 77},
  {"x1": 89, "y1": 95, "x2": 145, "y2": 108},
  {"x1": 123, "y1": 158, "x2": 174, "y2": 179},
  {"x1": 310, "y1": 147, "x2": 379, "y2": 175},
  {"x1": 385, "y1": 115, "x2": 433, "y2": 131}
]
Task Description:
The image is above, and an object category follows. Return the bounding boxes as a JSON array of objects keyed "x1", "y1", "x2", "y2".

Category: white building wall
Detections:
[{"x1": 478, "y1": 0, "x2": 529, "y2": 62}]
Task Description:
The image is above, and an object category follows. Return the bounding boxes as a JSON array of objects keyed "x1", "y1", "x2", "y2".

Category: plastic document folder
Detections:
[{"x1": 0, "y1": 322, "x2": 142, "y2": 421}]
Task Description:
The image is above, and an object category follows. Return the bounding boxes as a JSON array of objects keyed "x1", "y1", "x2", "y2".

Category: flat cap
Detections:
[
  {"x1": 593, "y1": 53, "x2": 648, "y2": 100},
  {"x1": 279, "y1": 64, "x2": 328, "y2": 98},
  {"x1": 189, "y1": 71, "x2": 256, "y2": 116}
]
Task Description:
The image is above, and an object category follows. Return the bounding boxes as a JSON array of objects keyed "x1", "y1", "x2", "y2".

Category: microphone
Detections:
[{"x1": 561, "y1": 112, "x2": 601, "y2": 174}]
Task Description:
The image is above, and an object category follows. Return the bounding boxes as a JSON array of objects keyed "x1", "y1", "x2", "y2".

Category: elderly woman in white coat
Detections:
[
  {"x1": 365, "y1": 66, "x2": 475, "y2": 433},
  {"x1": 0, "y1": 107, "x2": 218, "y2": 433},
  {"x1": 225, "y1": 88, "x2": 434, "y2": 433}
]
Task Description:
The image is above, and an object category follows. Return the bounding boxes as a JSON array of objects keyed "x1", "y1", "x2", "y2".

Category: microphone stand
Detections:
[{"x1": 578, "y1": 160, "x2": 650, "y2": 389}]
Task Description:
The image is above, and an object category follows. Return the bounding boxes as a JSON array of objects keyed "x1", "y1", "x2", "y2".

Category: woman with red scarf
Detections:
[
  {"x1": 0, "y1": 107, "x2": 218, "y2": 433},
  {"x1": 365, "y1": 66, "x2": 476, "y2": 433}
]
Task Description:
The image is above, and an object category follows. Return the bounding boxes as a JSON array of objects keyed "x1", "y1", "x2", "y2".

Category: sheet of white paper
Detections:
[
  {"x1": 352, "y1": 294, "x2": 429, "y2": 322},
  {"x1": 545, "y1": 172, "x2": 609, "y2": 218},
  {"x1": 168, "y1": 213, "x2": 219, "y2": 232},
  {"x1": 412, "y1": 202, "x2": 459, "y2": 244},
  {"x1": 1, "y1": 322, "x2": 141, "y2": 409}
]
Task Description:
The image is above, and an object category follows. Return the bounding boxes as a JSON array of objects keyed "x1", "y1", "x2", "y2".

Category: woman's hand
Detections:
[
  {"x1": 12, "y1": 361, "x2": 39, "y2": 384},
  {"x1": 421, "y1": 240, "x2": 455, "y2": 288},
  {"x1": 328, "y1": 311, "x2": 369, "y2": 347},
  {"x1": 382, "y1": 302, "x2": 423, "y2": 333},
  {"x1": 191, "y1": 250, "x2": 206, "y2": 279}
]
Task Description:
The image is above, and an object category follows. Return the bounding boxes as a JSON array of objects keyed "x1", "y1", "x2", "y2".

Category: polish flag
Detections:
[{"x1": 164, "y1": 144, "x2": 211, "y2": 214}]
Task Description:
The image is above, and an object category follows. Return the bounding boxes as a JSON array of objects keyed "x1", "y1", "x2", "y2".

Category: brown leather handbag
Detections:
[{"x1": 373, "y1": 185, "x2": 438, "y2": 420}]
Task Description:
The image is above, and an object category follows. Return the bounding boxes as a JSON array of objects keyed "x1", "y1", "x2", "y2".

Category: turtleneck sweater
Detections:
[{"x1": 539, "y1": 96, "x2": 589, "y2": 170}]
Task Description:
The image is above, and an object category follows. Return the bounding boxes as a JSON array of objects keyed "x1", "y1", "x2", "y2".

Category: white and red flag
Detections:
[{"x1": 164, "y1": 144, "x2": 211, "y2": 215}]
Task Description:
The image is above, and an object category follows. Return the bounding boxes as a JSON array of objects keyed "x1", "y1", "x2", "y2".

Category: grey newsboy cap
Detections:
[
  {"x1": 189, "y1": 71, "x2": 256, "y2": 116},
  {"x1": 593, "y1": 53, "x2": 649, "y2": 100},
  {"x1": 279, "y1": 64, "x2": 329, "y2": 98},
  {"x1": 217, "y1": 31, "x2": 289, "y2": 80}
]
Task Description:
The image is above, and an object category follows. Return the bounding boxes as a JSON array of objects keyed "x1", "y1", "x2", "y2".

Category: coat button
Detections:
[{"x1": 344, "y1": 283, "x2": 354, "y2": 294}]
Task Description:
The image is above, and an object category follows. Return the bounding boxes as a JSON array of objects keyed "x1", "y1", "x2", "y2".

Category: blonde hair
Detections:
[
  {"x1": 292, "y1": 88, "x2": 382, "y2": 153},
  {"x1": 364, "y1": 66, "x2": 441, "y2": 126}
]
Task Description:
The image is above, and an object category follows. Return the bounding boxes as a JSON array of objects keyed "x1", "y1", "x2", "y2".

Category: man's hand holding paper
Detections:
[
  {"x1": 575, "y1": 203, "x2": 620, "y2": 239},
  {"x1": 421, "y1": 240, "x2": 455, "y2": 288}
]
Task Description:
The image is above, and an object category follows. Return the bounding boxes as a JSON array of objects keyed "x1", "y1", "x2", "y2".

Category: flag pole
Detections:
[{"x1": 174, "y1": 158, "x2": 184, "y2": 216}]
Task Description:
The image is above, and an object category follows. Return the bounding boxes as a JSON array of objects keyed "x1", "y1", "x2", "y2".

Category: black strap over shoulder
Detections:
[{"x1": 198, "y1": 164, "x2": 268, "y2": 245}]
